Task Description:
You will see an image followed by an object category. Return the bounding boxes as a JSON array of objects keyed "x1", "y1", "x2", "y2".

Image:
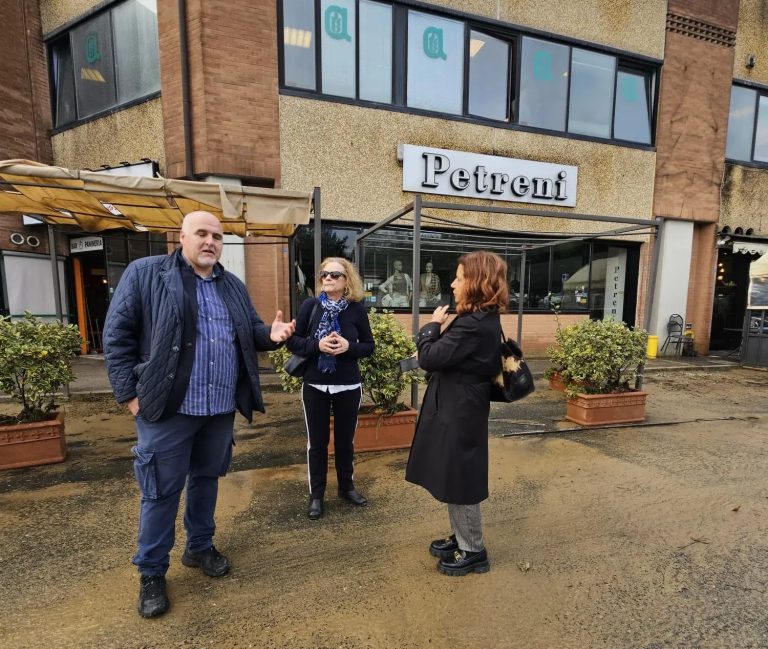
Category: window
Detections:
[
  {"x1": 279, "y1": 1, "x2": 656, "y2": 147},
  {"x1": 48, "y1": 0, "x2": 160, "y2": 128},
  {"x1": 754, "y1": 95, "x2": 768, "y2": 163},
  {"x1": 725, "y1": 84, "x2": 768, "y2": 164},
  {"x1": 406, "y1": 11, "x2": 464, "y2": 114},
  {"x1": 468, "y1": 31, "x2": 510, "y2": 121}
]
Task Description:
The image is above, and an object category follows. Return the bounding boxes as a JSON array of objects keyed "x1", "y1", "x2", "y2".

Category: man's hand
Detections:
[
  {"x1": 270, "y1": 310, "x2": 296, "y2": 343},
  {"x1": 126, "y1": 397, "x2": 140, "y2": 416},
  {"x1": 430, "y1": 305, "x2": 450, "y2": 324}
]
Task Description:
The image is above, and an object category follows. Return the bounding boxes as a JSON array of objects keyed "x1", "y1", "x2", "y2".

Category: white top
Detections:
[{"x1": 307, "y1": 383, "x2": 361, "y2": 394}]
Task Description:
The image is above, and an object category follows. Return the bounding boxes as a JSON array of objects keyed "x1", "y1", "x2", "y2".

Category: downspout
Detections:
[{"x1": 178, "y1": 0, "x2": 194, "y2": 179}]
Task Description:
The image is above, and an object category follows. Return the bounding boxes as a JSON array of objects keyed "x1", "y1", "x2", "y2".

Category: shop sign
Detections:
[
  {"x1": 401, "y1": 144, "x2": 578, "y2": 207},
  {"x1": 70, "y1": 236, "x2": 103, "y2": 253}
]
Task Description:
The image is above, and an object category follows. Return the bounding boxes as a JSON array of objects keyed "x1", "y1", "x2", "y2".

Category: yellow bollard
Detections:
[{"x1": 647, "y1": 335, "x2": 658, "y2": 359}]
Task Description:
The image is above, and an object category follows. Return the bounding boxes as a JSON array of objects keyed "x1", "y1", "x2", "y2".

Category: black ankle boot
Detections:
[
  {"x1": 307, "y1": 498, "x2": 324, "y2": 520},
  {"x1": 138, "y1": 575, "x2": 169, "y2": 618}
]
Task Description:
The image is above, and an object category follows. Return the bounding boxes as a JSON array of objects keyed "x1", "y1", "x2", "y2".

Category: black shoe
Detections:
[
  {"x1": 438, "y1": 549, "x2": 490, "y2": 576},
  {"x1": 338, "y1": 488, "x2": 368, "y2": 506},
  {"x1": 138, "y1": 575, "x2": 169, "y2": 618},
  {"x1": 429, "y1": 534, "x2": 458, "y2": 559},
  {"x1": 307, "y1": 498, "x2": 324, "y2": 520},
  {"x1": 181, "y1": 545, "x2": 230, "y2": 577}
]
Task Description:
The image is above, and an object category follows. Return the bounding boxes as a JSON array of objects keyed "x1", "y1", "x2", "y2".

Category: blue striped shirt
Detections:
[{"x1": 179, "y1": 269, "x2": 238, "y2": 416}]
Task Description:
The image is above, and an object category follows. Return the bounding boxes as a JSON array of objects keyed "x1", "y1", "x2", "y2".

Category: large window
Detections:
[
  {"x1": 48, "y1": 0, "x2": 160, "y2": 129},
  {"x1": 283, "y1": 0, "x2": 393, "y2": 102},
  {"x1": 725, "y1": 84, "x2": 768, "y2": 164},
  {"x1": 280, "y1": 1, "x2": 657, "y2": 146}
]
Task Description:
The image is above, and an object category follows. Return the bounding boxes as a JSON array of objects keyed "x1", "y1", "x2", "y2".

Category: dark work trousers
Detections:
[
  {"x1": 132, "y1": 412, "x2": 235, "y2": 576},
  {"x1": 301, "y1": 384, "x2": 362, "y2": 499}
]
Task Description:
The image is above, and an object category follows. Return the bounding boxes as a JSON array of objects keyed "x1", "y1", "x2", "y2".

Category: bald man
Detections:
[{"x1": 104, "y1": 211, "x2": 295, "y2": 618}]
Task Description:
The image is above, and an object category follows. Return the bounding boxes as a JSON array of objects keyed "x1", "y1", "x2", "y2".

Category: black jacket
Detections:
[
  {"x1": 285, "y1": 298, "x2": 374, "y2": 384},
  {"x1": 103, "y1": 249, "x2": 277, "y2": 422},
  {"x1": 405, "y1": 310, "x2": 501, "y2": 504}
]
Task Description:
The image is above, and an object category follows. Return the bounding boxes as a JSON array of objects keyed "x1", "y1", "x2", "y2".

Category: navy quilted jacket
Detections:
[{"x1": 103, "y1": 249, "x2": 277, "y2": 422}]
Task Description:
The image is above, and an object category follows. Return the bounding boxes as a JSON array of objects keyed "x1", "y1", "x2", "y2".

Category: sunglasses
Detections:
[{"x1": 320, "y1": 271, "x2": 346, "y2": 280}]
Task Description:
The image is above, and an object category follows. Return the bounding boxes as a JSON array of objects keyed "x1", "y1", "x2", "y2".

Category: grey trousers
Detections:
[{"x1": 447, "y1": 503, "x2": 484, "y2": 552}]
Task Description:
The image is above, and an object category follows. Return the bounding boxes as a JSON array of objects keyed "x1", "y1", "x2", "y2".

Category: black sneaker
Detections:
[
  {"x1": 138, "y1": 575, "x2": 169, "y2": 618},
  {"x1": 429, "y1": 534, "x2": 458, "y2": 559},
  {"x1": 438, "y1": 548, "x2": 490, "y2": 576},
  {"x1": 181, "y1": 545, "x2": 230, "y2": 577}
]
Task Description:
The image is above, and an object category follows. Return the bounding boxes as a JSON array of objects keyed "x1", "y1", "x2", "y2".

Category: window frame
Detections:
[
  {"x1": 45, "y1": 0, "x2": 161, "y2": 133},
  {"x1": 278, "y1": 0, "x2": 659, "y2": 150},
  {"x1": 724, "y1": 81, "x2": 768, "y2": 169}
]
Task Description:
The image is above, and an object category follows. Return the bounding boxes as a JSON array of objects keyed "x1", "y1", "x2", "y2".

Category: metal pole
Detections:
[
  {"x1": 637, "y1": 218, "x2": 663, "y2": 390},
  {"x1": 411, "y1": 196, "x2": 422, "y2": 410},
  {"x1": 313, "y1": 187, "x2": 321, "y2": 277},
  {"x1": 517, "y1": 248, "x2": 526, "y2": 344},
  {"x1": 48, "y1": 225, "x2": 69, "y2": 398}
]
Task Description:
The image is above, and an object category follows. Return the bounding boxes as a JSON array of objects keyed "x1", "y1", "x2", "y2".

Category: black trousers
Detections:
[{"x1": 301, "y1": 384, "x2": 362, "y2": 499}]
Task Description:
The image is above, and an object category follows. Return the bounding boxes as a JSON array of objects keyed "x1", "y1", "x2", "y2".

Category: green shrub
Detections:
[
  {"x1": 269, "y1": 308, "x2": 421, "y2": 415},
  {"x1": 546, "y1": 318, "x2": 648, "y2": 398},
  {"x1": 0, "y1": 314, "x2": 82, "y2": 422}
]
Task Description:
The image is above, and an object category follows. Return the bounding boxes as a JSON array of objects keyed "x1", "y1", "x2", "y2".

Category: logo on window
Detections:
[
  {"x1": 325, "y1": 5, "x2": 351, "y2": 41},
  {"x1": 85, "y1": 33, "x2": 101, "y2": 64},
  {"x1": 533, "y1": 50, "x2": 553, "y2": 81},
  {"x1": 423, "y1": 27, "x2": 447, "y2": 60}
]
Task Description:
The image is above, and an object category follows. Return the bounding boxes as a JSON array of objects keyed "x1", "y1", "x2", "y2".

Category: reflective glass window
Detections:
[
  {"x1": 468, "y1": 31, "x2": 510, "y2": 121},
  {"x1": 725, "y1": 85, "x2": 757, "y2": 161},
  {"x1": 519, "y1": 37, "x2": 569, "y2": 131},
  {"x1": 112, "y1": 0, "x2": 160, "y2": 104},
  {"x1": 568, "y1": 48, "x2": 615, "y2": 138},
  {"x1": 753, "y1": 95, "x2": 768, "y2": 163},
  {"x1": 51, "y1": 38, "x2": 77, "y2": 128},
  {"x1": 407, "y1": 11, "x2": 464, "y2": 115},
  {"x1": 613, "y1": 69, "x2": 651, "y2": 144},
  {"x1": 321, "y1": 0, "x2": 356, "y2": 98},
  {"x1": 283, "y1": 0, "x2": 316, "y2": 90},
  {"x1": 359, "y1": 0, "x2": 392, "y2": 103},
  {"x1": 71, "y1": 12, "x2": 117, "y2": 118}
]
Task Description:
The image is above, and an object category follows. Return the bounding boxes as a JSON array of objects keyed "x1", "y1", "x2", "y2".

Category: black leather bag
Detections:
[
  {"x1": 490, "y1": 333, "x2": 535, "y2": 402},
  {"x1": 284, "y1": 300, "x2": 320, "y2": 378}
]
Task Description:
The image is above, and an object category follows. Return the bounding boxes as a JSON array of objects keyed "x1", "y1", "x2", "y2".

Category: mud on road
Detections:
[{"x1": 1, "y1": 368, "x2": 767, "y2": 649}]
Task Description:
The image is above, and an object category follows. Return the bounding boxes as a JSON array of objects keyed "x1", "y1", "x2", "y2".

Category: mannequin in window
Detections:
[
  {"x1": 379, "y1": 259, "x2": 412, "y2": 307},
  {"x1": 419, "y1": 261, "x2": 442, "y2": 307}
]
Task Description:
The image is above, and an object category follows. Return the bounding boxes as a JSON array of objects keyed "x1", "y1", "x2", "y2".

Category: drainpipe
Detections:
[{"x1": 178, "y1": 0, "x2": 194, "y2": 179}]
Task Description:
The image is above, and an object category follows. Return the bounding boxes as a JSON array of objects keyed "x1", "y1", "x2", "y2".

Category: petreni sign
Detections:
[{"x1": 402, "y1": 144, "x2": 578, "y2": 207}]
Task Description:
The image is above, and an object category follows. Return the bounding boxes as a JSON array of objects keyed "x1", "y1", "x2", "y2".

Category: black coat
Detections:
[{"x1": 405, "y1": 310, "x2": 501, "y2": 505}]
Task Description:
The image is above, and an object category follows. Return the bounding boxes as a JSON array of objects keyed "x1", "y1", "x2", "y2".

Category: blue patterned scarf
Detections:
[{"x1": 314, "y1": 292, "x2": 349, "y2": 373}]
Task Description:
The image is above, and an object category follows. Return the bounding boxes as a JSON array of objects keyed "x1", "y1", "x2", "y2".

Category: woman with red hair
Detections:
[{"x1": 406, "y1": 251, "x2": 508, "y2": 576}]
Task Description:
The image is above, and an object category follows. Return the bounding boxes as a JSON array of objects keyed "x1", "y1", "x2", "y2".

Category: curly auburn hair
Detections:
[
  {"x1": 455, "y1": 251, "x2": 509, "y2": 315},
  {"x1": 315, "y1": 257, "x2": 365, "y2": 302}
]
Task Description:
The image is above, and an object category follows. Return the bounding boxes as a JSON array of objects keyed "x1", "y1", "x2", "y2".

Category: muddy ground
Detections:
[{"x1": 1, "y1": 368, "x2": 768, "y2": 649}]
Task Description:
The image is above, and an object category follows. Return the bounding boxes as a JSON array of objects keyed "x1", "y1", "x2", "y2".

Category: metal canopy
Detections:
[{"x1": 355, "y1": 197, "x2": 661, "y2": 407}]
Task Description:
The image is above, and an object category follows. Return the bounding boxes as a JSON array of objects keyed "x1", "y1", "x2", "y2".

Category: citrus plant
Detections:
[{"x1": 0, "y1": 314, "x2": 82, "y2": 422}]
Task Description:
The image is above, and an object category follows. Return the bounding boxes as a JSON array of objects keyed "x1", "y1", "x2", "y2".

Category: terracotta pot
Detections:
[
  {"x1": 548, "y1": 372, "x2": 566, "y2": 392},
  {"x1": 565, "y1": 391, "x2": 648, "y2": 426},
  {"x1": 0, "y1": 410, "x2": 66, "y2": 470},
  {"x1": 330, "y1": 409, "x2": 417, "y2": 454}
]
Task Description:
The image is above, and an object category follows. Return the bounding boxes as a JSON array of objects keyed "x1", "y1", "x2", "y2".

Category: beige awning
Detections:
[{"x1": 0, "y1": 160, "x2": 312, "y2": 236}]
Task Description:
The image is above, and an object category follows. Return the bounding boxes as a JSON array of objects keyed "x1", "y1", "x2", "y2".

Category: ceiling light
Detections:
[
  {"x1": 284, "y1": 27, "x2": 312, "y2": 48},
  {"x1": 469, "y1": 38, "x2": 485, "y2": 57}
]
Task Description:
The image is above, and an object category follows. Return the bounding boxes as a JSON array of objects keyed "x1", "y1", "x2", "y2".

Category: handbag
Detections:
[
  {"x1": 284, "y1": 300, "x2": 321, "y2": 378},
  {"x1": 490, "y1": 331, "x2": 535, "y2": 402}
]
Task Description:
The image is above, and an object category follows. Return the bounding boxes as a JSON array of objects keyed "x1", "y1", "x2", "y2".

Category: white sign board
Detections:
[
  {"x1": 402, "y1": 144, "x2": 578, "y2": 207},
  {"x1": 70, "y1": 236, "x2": 104, "y2": 253}
]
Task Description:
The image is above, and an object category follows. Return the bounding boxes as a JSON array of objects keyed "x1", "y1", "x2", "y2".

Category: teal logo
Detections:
[
  {"x1": 325, "y1": 5, "x2": 351, "y2": 41},
  {"x1": 423, "y1": 27, "x2": 446, "y2": 60},
  {"x1": 533, "y1": 50, "x2": 552, "y2": 81},
  {"x1": 85, "y1": 33, "x2": 100, "y2": 64}
]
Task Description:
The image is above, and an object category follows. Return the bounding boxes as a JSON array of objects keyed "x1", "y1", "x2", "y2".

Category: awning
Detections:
[
  {"x1": 733, "y1": 240, "x2": 768, "y2": 256},
  {"x1": 0, "y1": 160, "x2": 312, "y2": 236}
]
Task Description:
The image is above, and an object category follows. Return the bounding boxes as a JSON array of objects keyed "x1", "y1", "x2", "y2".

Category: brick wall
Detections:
[
  {"x1": 686, "y1": 222, "x2": 718, "y2": 353},
  {"x1": 0, "y1": 0, "x2": 51, "y2": 162},
  {"x1": 157, "y1": 0, "x2": 281, "y2": 183},
  {"x1": 245, "y1": 238, "x2": 290, "y2": 324}
]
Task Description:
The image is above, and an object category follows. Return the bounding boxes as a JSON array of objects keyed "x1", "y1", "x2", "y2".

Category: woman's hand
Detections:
[
  {"x1": 322, "y1": 332, "x2": 349, "y2": 355},
  {"x1": 430, "y1": 305, "x2": 450, "y2": 324},
  {"x1": 318, "y1": 335, "x2": 338, "y2": 354}
]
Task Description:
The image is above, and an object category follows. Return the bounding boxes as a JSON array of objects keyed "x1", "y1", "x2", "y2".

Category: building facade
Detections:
[{"x1": 1, "y1": 0, "x2": 766, "y2": 355}]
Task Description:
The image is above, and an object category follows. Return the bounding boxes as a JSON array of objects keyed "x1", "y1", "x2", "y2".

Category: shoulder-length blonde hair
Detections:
[
  {"x1": 455, "y1": 251, "x2": 509, "y2": 315},
  {"x1": 315, "y1": 257, "x2": 365, "y2": 302}
]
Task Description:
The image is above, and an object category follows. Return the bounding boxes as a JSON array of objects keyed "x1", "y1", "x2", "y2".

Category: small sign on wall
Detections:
[{"x1": 70, "y1": 236, "x2": 104, "y2": 253}]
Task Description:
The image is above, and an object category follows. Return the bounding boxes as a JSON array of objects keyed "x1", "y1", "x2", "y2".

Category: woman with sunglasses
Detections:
[
  {"x1": 405, "y1": 251, "x2": 507, "y2": 576},
  {"x1": 286, "y1": 258, "x2": 374, "y2": 520}
]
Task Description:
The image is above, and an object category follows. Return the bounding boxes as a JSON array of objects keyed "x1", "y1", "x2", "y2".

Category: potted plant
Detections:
[
  {"x1": 546, "y1": 318, "x2": 649, "y2": 426},
  {"x1": 270, "y1": 308, "x2": 422, "y2": 452},
  {"x1": 0, "y1": 314, "x2": 82, "y2": 469}
]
